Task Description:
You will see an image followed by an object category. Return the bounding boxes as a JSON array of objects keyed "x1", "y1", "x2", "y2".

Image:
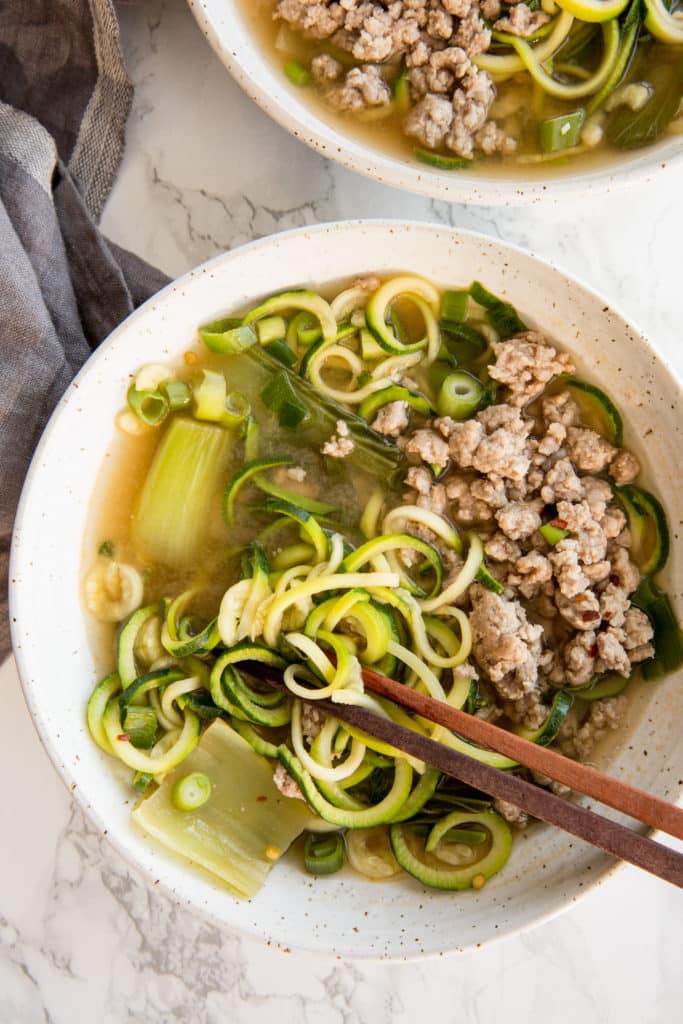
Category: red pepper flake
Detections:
[
  {"x1": 609, "y1": 574, "x2": 621, "y2": 586},
  {"x1": 117, "y1": 733, "x2": 131, "y2": 742},
  {"x1": 256, "y1": 795, "x2": 268, "y2": 802},
  {"x1": 582, "y1": 611, "x2": 601, "y2": 622},
  {"x1": 550, "y1": 518, "x2": 568, "y2": 529},
  {"x1": 589, "y1": 643, "x2": 598, "y2": 656}
]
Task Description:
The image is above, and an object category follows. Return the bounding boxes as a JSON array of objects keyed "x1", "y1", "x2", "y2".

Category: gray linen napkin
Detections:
[{"x1": 0, "y1": 1, "x2": 169, "y2": 659}]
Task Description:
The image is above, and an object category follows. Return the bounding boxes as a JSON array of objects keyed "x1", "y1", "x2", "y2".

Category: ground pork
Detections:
[
  {"x1": 536, "y1": 420, "x2": 566, "y2": 457},
  {"x1": 322, "y1": 419, "x2": 355, "y2": 458},
  {"x1": 565, "y1": 427, "x2": 616, "y2": 473},
  {"x1": 488, "y1": 332, "x2": 574, "y2": 407},
  {"x1": 493, "y1": 798, "x2": 528, "y2": 829},
  {"x1": 549, "y1": 539, "x2": 590, "y2": 598},
  {"x1": 542, "y1": 390, "x2": 581, "y2": 428},
  {"x1": 595, "y1": 627, "x2": 631, "y2": 677},
  {"x1": 446, "y1": 474, "x2": 496, "y2": 523},
  {"x1": 609, "y1": 449, "x2": 641, "y2": 485},
  {"x1": 599, "y1": 507, "x2": 625, "y2": 543},
  {"x1": 485, "y1": 531, "x2": 522, "y2": 562},
  {"x1": 599, "y1": 582, "x2": 629, "y2": 628},
  {"x1": 404, "y1": 93, "x2": 454, "y2": 148},
  {"x1": 508, "y1": 550, "x2": 552, "y2": 599},
  {"x1": 540, "y1": 457, "x2": 585, "y2": 503},
  {"x1": 609, "y1": 545, "x2": 641, "y2": 594},
  {"x1": 555, "y1": 589, "x2": 601, "y2": 630},
  {"x1": 562, "y1": 630, "x2": 597, "y2": 686},
  {"x1": 469, "y1": 584, "x2": 544, "y2": 698},
  {"x1": 272, "y1": 762, "x2": 304, "y2": 800},
  {"x1": 327, "y1": 64, "x2": 392, "y2": 111},
  {"x1": 558, "y1": 697, "x2": 627, "y2": 760},
  {"x1": 311, "y1": 52, "x2": 343, "y2": 82},
  {"x1": 446, "y1": 405, "x2": 532, "y2": 482},
  {"x1": 582, "y1": 477, "x2": 613, "y2": 520},
  {"x1": 502, "y1": 689, "x2": 550, "y2": 730},
  {"x1": 494, "y1": 3, "x2": 550, "y2": 36},
  {"x1": 405, "y1": 427, "x2": 450, "y2": 468},
  {"x1": 371, "y1": 399, "x2": 410, "y2": 437},
  {"x1": 496, "y1": 500, "x2": 542, "y2": 540},
  {"x1": 301, "y1": 703, "x2": 325, "y2": 741},
  {"x1": 622, "y1": 606, "x2": 655, "y2": 662},
  {"x1": 278, "y1": 1, "x2": 520, "y2": 158}
]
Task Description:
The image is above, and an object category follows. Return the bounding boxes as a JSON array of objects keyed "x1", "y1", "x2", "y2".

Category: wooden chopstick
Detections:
[
  {"x1": 246, "y1": 662, "x2": 683, "y2": 888},
  {"x1": 309, "y1": 693, "x2": 683, "y2": 889},
  {"x1": 361, "y1": 665, "x2": 683, "y2": 843}
]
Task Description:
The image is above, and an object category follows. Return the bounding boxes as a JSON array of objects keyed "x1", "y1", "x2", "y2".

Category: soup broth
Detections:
[{"x1": 239, "y1": 0, "x2": 683, "y2": 176}]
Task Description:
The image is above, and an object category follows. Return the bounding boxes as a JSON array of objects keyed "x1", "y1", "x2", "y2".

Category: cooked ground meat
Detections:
[
  {"x1": 494, "y1": 3, "x2": 550, "y2": 36},
  {"x1": 493, "y1": 798, "x2": 528, "y2": 829},
  {"x1": 272, "y1": 762, "x2": 304, "y2": 800},
  {"x1": 322, "y1": 419, "x2": 355, "y2": 458},
  {"x1": 371, "y1": 399, "x2": 410, "y2": 437},
  {"x1": 488, "y1": 332, "x2": 574, "y2": 407},
  {"x1": 276, "y1": 1, "x2": 516, "y2": 158},
  {"x1": 327, "y1": 64, "x2": 392, "y2": 111},
  {"x1": 405, "y1": 427, "x2": 450, "y2": 468},
  {"x1": 558, "y1": 697, "x2": 627, "y2": 760},
  {"x1": 469, "y1": 584, "x2": 544, "y2": 699}
]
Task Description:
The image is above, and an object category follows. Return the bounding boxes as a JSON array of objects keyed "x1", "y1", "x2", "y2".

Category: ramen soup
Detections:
[
  {"x1": 84, "y1": 274, "x2": 682, "y2": 897},
  {"x1": 239, "y1": 0, "x2": 683, "y2": 173}
]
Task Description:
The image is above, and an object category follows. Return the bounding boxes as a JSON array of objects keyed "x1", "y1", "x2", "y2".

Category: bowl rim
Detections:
[
  {"x1": 9, "y1": 219, "x2": 682, "y2": 959},
  {"x1": 187, "y1": 0, "x2": 683, "y2": 207}
]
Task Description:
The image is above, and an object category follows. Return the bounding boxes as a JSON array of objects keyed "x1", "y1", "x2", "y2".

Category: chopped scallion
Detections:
[
  {"x1": 539, "y1": 110, "x2": 586, "y2": 153},
  {"x1": 127, "y1": 385, "x2": 169, "y2": 426},
  {"x1": 437, "y1": 371, "x2": 484, "y2": 419},
  {"x1": 163, "y1": 380, "x2": 192, "y2": 411},
  {"x1": 171, "y1": 771, "x2": 213, "y2": 811},
  {"x1": 303, "y1": 832, "x2": 345, "y2": 875},
  {"x1": 194, "y1": 369, "x2": 227, "y2": 423},
  {"x1": 284, "y1": 59, "x2": 312, "y2": 87}
]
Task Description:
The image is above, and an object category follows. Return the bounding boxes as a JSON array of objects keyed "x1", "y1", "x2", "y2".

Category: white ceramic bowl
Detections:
[
  {"x1": 10, "y1": 221, "x2": 683, "y2": 959},
  {"x1": 188, "y1": 0, "x2": 683, "y2": 206}
]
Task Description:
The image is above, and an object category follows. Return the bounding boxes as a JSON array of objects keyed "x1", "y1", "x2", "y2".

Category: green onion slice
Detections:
[
  {"x1": 303, "y1": 832, "x2": 345, "y2": 874},
  {"x1": 172, "y1": 771, "x2": 213, "y2": 811}
]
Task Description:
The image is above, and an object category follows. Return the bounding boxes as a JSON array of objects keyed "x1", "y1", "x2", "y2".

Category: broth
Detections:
[{"x1": 238, "y1": 0, "x2": 683, "y2": 178}]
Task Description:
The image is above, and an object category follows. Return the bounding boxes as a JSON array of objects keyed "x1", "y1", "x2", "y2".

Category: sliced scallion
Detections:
[
  {"x1": 127, "y1": 385, "x2": 169, "y2": 426},
  {"x1": 194, "y1": 369, "x2": 227, "y2": 423},
  {"x1": 437, "y1": 372, "x2": 484, "y2": 419},
  {"x1": 539, "y1": 109, "x2": 585, "y2": 152},
  {"x1": 284, "y1": 59, "x2": 312, "y2": 87},
  {"x1": 540, "y1": 522, "x2": 570, "y2": 546},
  {"x1": 440, "y1": 289, "x2": 469, "y2": 324},
  {"x1": 303, "y1": 831, "x2": 345, "y2": 874},
  {"x1": 171, "y1": 771, "x2": 213, "y2": 811},
  {"x1": 163, "y1": 379, "x2": 192, "y2": 411}
]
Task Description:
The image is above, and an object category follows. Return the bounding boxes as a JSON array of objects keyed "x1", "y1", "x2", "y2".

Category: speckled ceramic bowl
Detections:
[
  {"x1": 187, "y1": 0, "x2": 683, "y2": 206},
  {"x1": 10, "y1": 222, "x2": 683, "y2": 959}
]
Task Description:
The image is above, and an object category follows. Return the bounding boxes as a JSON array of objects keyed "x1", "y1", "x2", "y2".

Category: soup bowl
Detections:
[
  {"x1": 10, "y1": 221, "x2": 683, "y2": 958},
  {"x1": 188, "y1": 0, "x2": 683, "y2": 206}
]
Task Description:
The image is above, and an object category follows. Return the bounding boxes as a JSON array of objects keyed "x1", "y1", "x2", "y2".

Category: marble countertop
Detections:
[{"x1": 2, "y1": 0, "x2": 682, "y2": 1019}]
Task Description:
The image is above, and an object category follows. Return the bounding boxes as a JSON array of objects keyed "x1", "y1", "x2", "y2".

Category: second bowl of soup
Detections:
[{"x1": 189, "y1": 0, "x2": 683, "y2": 203}]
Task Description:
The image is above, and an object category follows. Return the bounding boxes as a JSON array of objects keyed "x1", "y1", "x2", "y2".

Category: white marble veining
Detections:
[{"x1": 2, "y1": 0, "x2": 683, "y2": 1019}]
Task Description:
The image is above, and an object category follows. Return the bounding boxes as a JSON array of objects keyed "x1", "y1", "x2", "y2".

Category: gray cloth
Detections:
[{"x1": 0, "y1": 1, "x2": 169, "y2": 659}]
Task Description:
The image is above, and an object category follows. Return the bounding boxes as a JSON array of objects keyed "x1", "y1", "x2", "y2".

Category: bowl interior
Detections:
[
  {"x1": 188, "y1": 0, "x2": 683, "y2": 206},
  {"x1": 11, "y1": 221, "x2": 683, "y2": 959}
]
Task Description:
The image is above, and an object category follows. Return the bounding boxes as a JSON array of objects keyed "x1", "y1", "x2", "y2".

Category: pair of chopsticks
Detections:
[{"x1": 248, "y1": 661, "x2": 683, "y2": 888}]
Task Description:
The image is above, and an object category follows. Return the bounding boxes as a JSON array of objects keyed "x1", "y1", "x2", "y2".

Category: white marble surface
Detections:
[{"x1": 3, "y1": 0, "x2": 683, "y2": 1019}]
